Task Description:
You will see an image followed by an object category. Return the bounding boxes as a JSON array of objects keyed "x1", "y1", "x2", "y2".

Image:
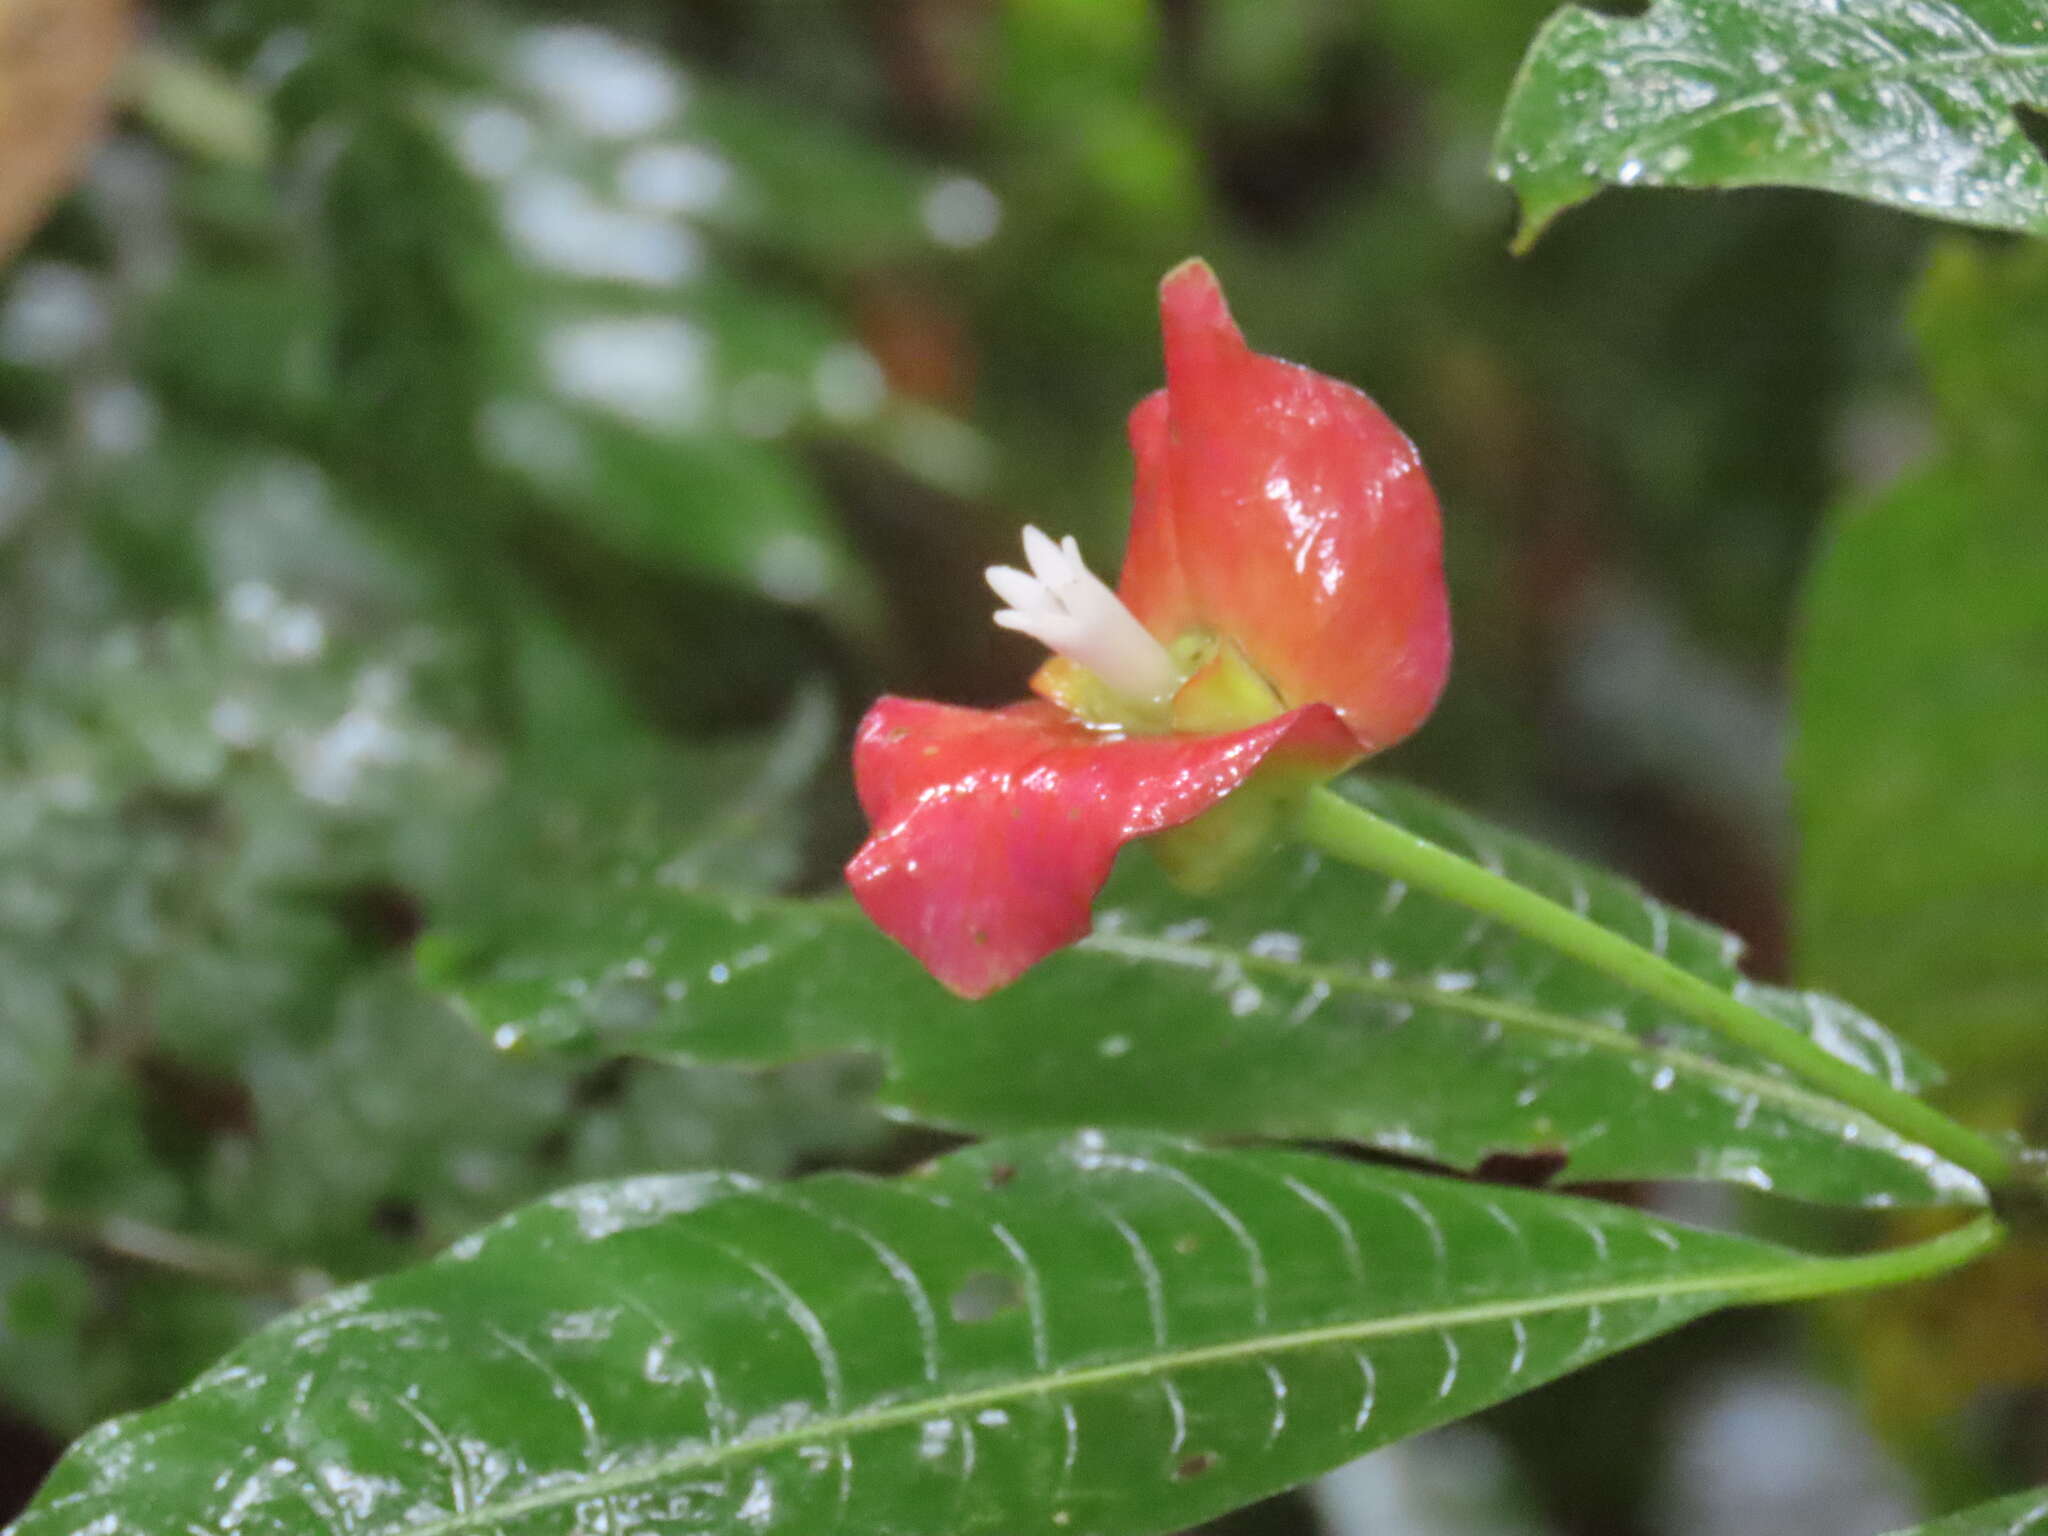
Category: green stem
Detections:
[
  {"x1": 1745, "y1": 1215, "x2": 2005, "y2": 1304},
  {"x1": 1296, "y1": 787, "x2": 2014, "y2": 1192},
  {"x1": 125, "y1": 45, "x2": 274, "y2": 168},
  {"x1": 0, "y1": 1189, "x2": 328, "y2": 1303}
]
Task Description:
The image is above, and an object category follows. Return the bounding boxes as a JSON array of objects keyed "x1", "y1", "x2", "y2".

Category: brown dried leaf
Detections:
[{"x1": 0, "y1": 0, "x2": 132, "y2": 261}]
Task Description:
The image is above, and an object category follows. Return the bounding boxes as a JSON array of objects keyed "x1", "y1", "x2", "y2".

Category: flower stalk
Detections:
[{"x1": 1294, "y1": 786, "x2": 2017, "y2": 1194}]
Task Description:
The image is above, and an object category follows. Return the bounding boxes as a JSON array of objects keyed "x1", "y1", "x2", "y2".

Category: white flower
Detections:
[{"x1": 986, "y1": 526, "x2": 1181, "y2": 706}]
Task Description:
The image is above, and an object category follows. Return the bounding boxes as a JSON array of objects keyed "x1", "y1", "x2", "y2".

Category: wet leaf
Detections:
[
  {"x1": 0, "y1": 413, "x2": 875, "y2": 1432},
  {"x1": 0, "y1": 0, "x2": 130, "y2": 260},
  {"x1": 10, "y1": 1132, "x2": 1839, "y2": 1536},
  {"x1": 1494, "y1": 0, "x2": 2048, "y2": 250},
  {"x1": 425, "y1": 777, "x2": 1972, "y2": 1209},
  {"x1": 1884, "y1": 1487, "x2": 2048, "y2": 1535}
]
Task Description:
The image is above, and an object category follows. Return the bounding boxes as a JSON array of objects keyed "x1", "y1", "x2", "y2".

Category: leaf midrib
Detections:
[
  {"x1": 644, "y1": 887, "x2": 1915, "y2": 1151},
  {"x1": 1073, "y1": 930, "x2": 1908, "y2": 1145},
  {"x1": 382, "y1": 1257, "x2": 1796, "y2": 1536}
]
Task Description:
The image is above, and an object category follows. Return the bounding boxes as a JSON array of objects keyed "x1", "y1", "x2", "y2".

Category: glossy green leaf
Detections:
[
  {"x1": 1795, "y1": 241, "x2": 2048, "y2": 1106},
  {"x1": 1886, "y1": 1488, "x2": 2048, "y2": 1535},
  {"x1": 11, "y1": 1133, "x2": 1843, "y2": 1536},
  {"x1": 1494, "y1": 0, "x2": 2048, "y2": 250},
  {"x1": 425, "y1": 778, "x2": 1972, "y2": 1209}
]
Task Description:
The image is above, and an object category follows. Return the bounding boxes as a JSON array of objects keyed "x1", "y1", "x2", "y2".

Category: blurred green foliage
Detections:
[
  {"x1": 1797, "y1": 240, "x2": 2048, "y2": 1503},
  {"x1": 1797, "y1": 241, "x2": 2048, "y2": 1117}
]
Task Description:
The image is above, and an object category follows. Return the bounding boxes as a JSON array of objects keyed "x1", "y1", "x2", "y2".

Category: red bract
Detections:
[{"x1": 847, "y1": 260, "x2": 1450, "y2": 998}]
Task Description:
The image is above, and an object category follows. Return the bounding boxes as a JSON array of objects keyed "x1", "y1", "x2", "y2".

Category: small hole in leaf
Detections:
[
  {"x1": 1174, "y1": 1452, "x2": 1217, "y2": 1481},
  {"x1": 949, "y1": 1270, "x2": 1024, "y2": 1323}
]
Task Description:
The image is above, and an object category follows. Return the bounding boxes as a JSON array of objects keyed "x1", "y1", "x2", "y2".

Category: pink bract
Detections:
[{"x1": 846, "y1": 260, "x2": 1450, "y2": 998}]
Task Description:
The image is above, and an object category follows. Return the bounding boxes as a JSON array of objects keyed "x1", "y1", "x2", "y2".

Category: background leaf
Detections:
[
  {"x1": 1795, "y1": 240, "x2": 2048, "y2": 1117},
  {"x1": 11, "y1": 1132, "x2": 1838, "y2": 1536},
  {"x1": 1494, "y1": 0, "x2": 2048, "y2": 249},
  {"x1": 425, "y1": 777, "x2": 1972, "y2": 1209},
  {"x1": 1794, "y1": 241, "x2": 2048, "y2": 1479}
]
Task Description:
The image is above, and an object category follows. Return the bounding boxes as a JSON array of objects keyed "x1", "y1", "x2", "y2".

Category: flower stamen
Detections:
[{"x1": 987, "y1": 526, "x2": 1183, "y2": 707}]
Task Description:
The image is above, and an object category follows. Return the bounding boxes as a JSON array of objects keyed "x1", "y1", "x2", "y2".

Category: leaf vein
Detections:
[{"x1": 371, "y1": 1263, "x2": 1791, "y2": 1536}]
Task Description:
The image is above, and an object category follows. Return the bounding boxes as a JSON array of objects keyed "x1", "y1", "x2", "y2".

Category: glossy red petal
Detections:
[
  {"x1": 1154, "y1": 259, "x2": 1450, "y2": 750},
  {"x1": 846, "y1": 695, "x2": 1357, "y2": 998},
  {"x1": 1114, "y1": 388, "x2": 1194, "y2": 640}
]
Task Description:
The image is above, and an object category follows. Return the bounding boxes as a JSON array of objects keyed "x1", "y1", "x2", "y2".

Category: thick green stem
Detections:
[{"x1": 1296, "y1": 787, "x2": 2014, "y2": 1192}]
